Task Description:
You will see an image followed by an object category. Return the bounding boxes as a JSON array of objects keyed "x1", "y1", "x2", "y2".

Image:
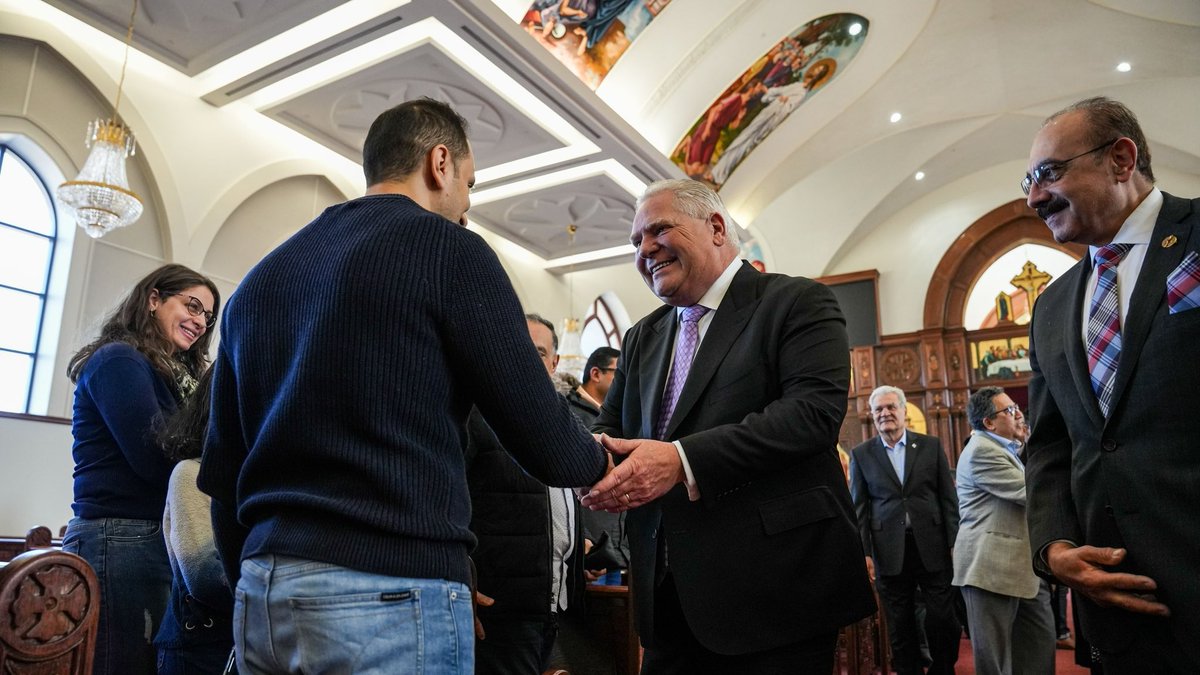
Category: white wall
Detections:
[{"x1": 0, "y1": 415, "x2": 74, "y2": 536}]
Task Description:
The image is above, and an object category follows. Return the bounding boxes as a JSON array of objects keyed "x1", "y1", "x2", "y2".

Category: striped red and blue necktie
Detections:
[{"x1": 1086, "y1": 243, "x2": 1133, "y2": 417}]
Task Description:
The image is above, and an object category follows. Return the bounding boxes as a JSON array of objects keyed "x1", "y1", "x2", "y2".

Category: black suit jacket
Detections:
[
  {"x1": 848, "y1": 431, "x2": 959, "y2": 577},
  {"x1": 592, "y1": 262, "x2": 875, "y2": 655},
  {"x1": 1026, "y1": 192, "x2": 1200, "y2": 660},
  {"x1": 464, "y1": 407, "x2": 586, "y2": 620}
]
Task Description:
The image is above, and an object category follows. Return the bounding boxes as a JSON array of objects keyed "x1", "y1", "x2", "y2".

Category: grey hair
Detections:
[
  {"x1": 967, "y1": 386, "x2": 1005, "y2": 431},
  {"x1": 869, "y1": 385, "x2": 906, "y2": 410},
  {"x1": 638, "y1": 179, "x2": 740, "y2": 247}
]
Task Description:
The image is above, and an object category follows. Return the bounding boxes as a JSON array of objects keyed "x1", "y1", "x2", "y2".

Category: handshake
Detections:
[{"x1": 575, "y1": 433, "x2": 690, "y2": 512}]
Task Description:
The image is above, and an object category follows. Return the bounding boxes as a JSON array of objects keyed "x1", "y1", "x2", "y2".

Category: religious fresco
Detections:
[
  {"x1": 671, "y1": 13, "x2": 868, "y2": 189},
  {"x1": 739, "y1": 236, "x2": 766, "y2": 272},
  {"x1": 970, "y1": 337, "x2": 1031, "y2": 381},
  {"x1": 519, "y1": 0, "x2": 674, "y2": 90}
]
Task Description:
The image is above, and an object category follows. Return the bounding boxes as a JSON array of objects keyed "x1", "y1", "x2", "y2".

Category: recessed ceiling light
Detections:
[
  {"x1": 849, "y1": 23, "x2": 863, "y2": 36},
  {"x1": 889, "y1": 112, "x2": 902, "y2": 123},
  {"x1": 1116, "y1": 62, "x2": 1131, "y2": 72},
  {"x1": 914, "y1": 171, "x2": 925, "y2": 181}
]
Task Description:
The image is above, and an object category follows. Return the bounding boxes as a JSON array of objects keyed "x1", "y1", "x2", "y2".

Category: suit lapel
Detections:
[
  {"x1": 872, "y1": 436, "x2": 903, "y2": 490},
  {"x1": 1062, "y1": 258, "x2": 1105, "y2": 427},
  {"x1": 662, "y1": 263, "x2": 760, "y2": 439},
  {"x1": 639, "y1": 308, "x2": 676, "y2": 439},
  {"x1": 1107, "y1": 194, "x2": 1194, "y2": 418}
]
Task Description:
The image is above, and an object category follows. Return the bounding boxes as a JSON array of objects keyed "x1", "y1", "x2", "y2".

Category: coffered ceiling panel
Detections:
[
  {"x1": 263, "y1": 43, "x2": 562, "y2": 168},
  {"x1": 44, "y1": 0, "x2": 345, "y2": 74},
  {"x1": 17, "y1": 0, "x2": 1198, "y2": 274},
  {"x1": 469, "y1": 174, "x2": 635, "y2": 259}
]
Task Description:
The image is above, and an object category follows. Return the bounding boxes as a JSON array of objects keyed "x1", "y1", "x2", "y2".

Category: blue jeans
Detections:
[
  {"x1": 234, "y1": 555, "x2": 474, "y2": 674},
  {"x1": 61, "y1": 517, "x2": 172, "y2": 675}
]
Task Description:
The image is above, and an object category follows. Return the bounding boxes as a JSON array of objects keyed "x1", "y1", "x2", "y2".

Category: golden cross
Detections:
[{"x1": 1011, "y1": 260, "x2": 1052, "y2": 307}]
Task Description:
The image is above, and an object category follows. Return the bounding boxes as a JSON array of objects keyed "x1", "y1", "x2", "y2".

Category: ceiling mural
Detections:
[
  {"x1": 518, "y1": 0, "x2": 674, "y2": 90},
  {"x1": 670, "y1": 13, "x2": 868, "y2": 189}
]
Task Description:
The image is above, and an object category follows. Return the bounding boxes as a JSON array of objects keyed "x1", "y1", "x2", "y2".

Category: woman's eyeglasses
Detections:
[{"x1": 162, "y1": 292, "x2": 215, "y2": 327}]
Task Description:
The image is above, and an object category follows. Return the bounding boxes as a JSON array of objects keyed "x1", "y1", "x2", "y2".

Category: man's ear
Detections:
[
  {"x1": 1111, "y1": 137, "x2": 1138, "y2": 183},
  {"x1": 428, "y1": 144, "x2": 452, "y2": 190},
  {"x1": 709, "y1": 211, "x2": 728, "y2": 245}
]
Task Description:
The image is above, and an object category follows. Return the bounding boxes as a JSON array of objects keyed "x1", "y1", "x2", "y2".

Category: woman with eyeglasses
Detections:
[{"x1": 62, "y1": 264, "x2": 220, "y2": 675}]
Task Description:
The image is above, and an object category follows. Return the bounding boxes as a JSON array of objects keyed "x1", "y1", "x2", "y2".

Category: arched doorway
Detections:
[{"x1": 844, "y1": 200, "x2": 1085, "y2": 459}]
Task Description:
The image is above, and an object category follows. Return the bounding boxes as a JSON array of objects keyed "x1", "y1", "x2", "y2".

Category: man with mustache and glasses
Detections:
[{"x1": 1023, "y1": 97, "x2": 1200, "y2": 673}]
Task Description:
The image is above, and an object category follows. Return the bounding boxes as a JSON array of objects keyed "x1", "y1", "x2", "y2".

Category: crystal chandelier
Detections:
[{"x1": 56, "y1": 0, "x2": 143, "y2": 239}]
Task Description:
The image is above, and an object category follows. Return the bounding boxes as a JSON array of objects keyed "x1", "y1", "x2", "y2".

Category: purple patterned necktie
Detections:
[
  {"x1": 655, "y1": 305, "x2": 709, "y2": 440},
  {"x1": 1086, "y1": 243, "x2": 1133, "y2": 417}
]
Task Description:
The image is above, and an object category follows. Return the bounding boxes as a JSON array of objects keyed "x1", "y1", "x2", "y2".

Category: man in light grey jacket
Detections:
[{"x1": 953, "y1": 386, "x2": 1054, "y2": 675}]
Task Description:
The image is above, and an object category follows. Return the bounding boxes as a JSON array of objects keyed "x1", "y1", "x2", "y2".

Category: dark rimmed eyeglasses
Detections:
[
  {"x1": 990, "y1": 404, "x2": 1021, "y2": 418},
  {"x1": 162, "y1": 292, "x2": 216, "y2": 328},
  {"x1": 1021, "y1": 139, "x2": 1117, "y2": 196}
]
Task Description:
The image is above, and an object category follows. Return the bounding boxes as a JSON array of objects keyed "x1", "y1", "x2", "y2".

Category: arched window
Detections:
[
  {"x1": 0, "y1": 145, "x2": 57, "y2": 413},
  {"x1": 580, "y1": 292, "x2": 631, "y2": 355},
  {"x1": 963, "y1": 243, "x2": 1076, "y2": 330}
]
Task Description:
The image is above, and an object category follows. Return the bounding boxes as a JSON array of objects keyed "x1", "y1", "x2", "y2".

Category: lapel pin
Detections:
[{"x1": 1162, "y1": 235, "x2": 1178, "y2": 248}]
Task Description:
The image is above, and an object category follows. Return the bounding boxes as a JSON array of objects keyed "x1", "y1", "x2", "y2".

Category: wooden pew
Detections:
[
  {"x1": 0, "y1": 548, "x2": 99, "y2": 674},
  {"x1": 0, "y1": 526, "x2": 62, "y2": 563},
  {"x1": 583, "y1": 583, "x2": 640, "y2": 675},
  {"x1": 576, "y1": 579, "x2": 890, "y2": 675},
  {"x1": 834, "y1": 586, "x2": 890, "y2": 675}
]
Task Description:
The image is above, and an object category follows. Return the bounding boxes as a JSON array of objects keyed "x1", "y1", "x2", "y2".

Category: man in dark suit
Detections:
[
  {"x1": 848, "y1": 385, "x2": 960, "y2": 675},
  {"x1": 467, "y1": 315, "x2": 588, "y2": 675},
  {"x1": 580, "y1": 178, "x2": 875, "y2": 672},
  {"x1": 1024, "y1": 96, "x2": 1200, "y2": 673}
]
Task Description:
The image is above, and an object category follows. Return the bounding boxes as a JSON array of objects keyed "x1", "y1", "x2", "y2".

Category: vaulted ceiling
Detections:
[{"x1": 24, "y1": 0, "x2": 1200, "y2": 272}]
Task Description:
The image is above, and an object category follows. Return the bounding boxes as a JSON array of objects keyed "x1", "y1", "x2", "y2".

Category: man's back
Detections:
[{"x1": 200, "y1": 194, "x2": 605, "y2": 588}]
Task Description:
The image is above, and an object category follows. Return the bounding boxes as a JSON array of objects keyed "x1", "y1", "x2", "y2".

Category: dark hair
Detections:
[
  {"x1": 967, "y1": 386, "x2": 1005, "y2": 431},
  {"x1": 524, "y1": 313, "x2": 558, "y2": 352},
  {"x1": 582, "y1": 346, "x2": 620, "y2": 385},
  {"x1": 1048, "y1": 96, "x2": 1154, "y2": 182},
  {"x1": 67, "y1": 264, "x2": 220, "y2": 386},
  {"x1": 362, "y1": 98, "x2": 471, "y2": 186},
  {"x1": 157, "y1": 365, "x2": 214, "y2": 462}
]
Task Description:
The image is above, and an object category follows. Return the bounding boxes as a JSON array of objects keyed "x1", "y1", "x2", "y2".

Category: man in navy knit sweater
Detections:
[{"x1": 198, "y1": 98, "x2": 608, "y2": 674}]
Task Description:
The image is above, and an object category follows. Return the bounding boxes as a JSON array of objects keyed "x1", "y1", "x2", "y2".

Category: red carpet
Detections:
[
  {"x1": 954, "y1": 633, "x2": 1088, "y2": 674},
  {"x1": 955, "y1": 590, "x2": 1087, "y2": 674}
]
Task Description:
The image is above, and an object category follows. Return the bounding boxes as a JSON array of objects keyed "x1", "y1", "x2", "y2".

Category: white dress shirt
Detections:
[
  {"x1": 881, "y1": 431, "x2": 908, "y2": 485},
  {"x1": 672, "y1": 257, "x2": 743, "y2": 501},
  {"x1": 1080, "y1": 188, "x2": 1162, "y2": 345}
]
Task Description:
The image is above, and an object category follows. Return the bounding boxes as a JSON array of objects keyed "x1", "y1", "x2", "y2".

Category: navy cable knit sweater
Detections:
[
  {"x1": 197, "y1": 194, "x2": 606, "y2": 587},
  {"x1": 70, "y1": 342, "x2": 178, "y2": 520}
]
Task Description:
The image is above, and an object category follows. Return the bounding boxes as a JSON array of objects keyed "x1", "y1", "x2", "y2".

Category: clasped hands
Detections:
[{"x1": 577, "y1": 434, "x2": 685, "y2": 512}]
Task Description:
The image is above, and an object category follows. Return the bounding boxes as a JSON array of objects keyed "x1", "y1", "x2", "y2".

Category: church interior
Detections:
[{"x1": 0, "y1": 0, "x2": 1198, "y2": 671}]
